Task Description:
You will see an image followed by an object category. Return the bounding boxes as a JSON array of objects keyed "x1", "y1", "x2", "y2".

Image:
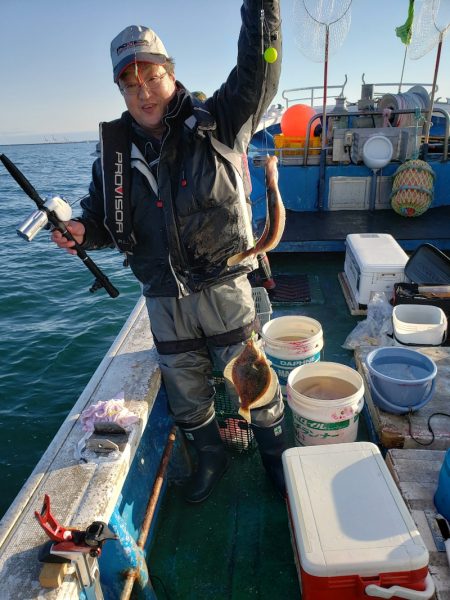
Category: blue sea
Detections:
[{"x1": 0, "y1": 142, "x2": 141, "y2": 518}]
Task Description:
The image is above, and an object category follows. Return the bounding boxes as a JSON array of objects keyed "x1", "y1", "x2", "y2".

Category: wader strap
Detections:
[
  {"x1": 207, "y1": 318, "x2": 259, "y2": 347},
  {"x1": 153, "y1": 318, "x2": 259, "y2": 355},
  {"x1": 153, "y1": 335, "x2": 207, "y2": 355}
]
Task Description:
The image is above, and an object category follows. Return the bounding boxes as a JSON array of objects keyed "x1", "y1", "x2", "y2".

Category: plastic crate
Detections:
[
  {"x1": 252, "y1": 286, "x2": 272, "y2": 328},
  {"x1": 273, "y1": 133, "x2": 321, "y2": 156},
  {"x1": 213, "y1": 373, "x2": 257, "y2": 453}
]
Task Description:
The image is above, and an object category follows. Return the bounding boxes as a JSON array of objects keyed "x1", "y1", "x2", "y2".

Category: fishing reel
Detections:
[
  {"x1": 1, "y1": 152, "x2": 119, "y2": 297},
  {"x1": 17, "y1": 196, "x2": 72, "y2": 242}
]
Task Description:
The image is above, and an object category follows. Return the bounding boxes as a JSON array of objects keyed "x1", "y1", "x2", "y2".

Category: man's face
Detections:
[{"x1": 118, "y1": 62, "x2": 177, "y2": 136}]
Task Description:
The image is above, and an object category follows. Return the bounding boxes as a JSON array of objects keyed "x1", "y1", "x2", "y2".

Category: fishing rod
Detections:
[{"x1": 0, "y1": 153, "x2": 119, "y2": 298}]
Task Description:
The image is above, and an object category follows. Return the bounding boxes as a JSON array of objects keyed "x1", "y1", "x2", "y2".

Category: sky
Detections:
[{"x1": 1, "y1": 0, "x2": 450, "y2": 145}]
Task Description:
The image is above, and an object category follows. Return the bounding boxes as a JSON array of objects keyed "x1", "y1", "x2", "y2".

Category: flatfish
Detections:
[
  {"x1": 227, "y1": 155, "x2": 286, "y2": 267},
  {"x1": 224, "y1": 338, "x2": 277, "y2": 423}
]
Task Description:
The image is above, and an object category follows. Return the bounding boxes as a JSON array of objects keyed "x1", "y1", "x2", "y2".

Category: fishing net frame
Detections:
[
  {"x1": 409, "y1": 0, "x2": 450, "y2": 145},
  {"x1": 292, "y1": 0, "x2": 352, "y2": 209},
  {"x1": 292, "y1": 0, "x2": 352, "y2": 150}
]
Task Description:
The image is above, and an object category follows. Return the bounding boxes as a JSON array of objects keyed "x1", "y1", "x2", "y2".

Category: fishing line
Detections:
[
  {"x1": 259, "y1": 1, "x2": 276, "y2": 157},
  {"x1": 68, "y1": 193, "x2": 89, "y2": 208},
  {"x1": 130, "y1": 25, "x2": 140, "y2": 82}
]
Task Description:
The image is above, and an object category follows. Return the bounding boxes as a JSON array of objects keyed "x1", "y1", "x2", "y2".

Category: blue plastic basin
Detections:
[{"x1": 366, "y1": 347, "x2": 437, "y2": 415}]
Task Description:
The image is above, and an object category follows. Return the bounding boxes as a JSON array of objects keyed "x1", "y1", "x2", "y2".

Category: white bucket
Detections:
[
  {"x1": 287, "y1": 362, "x2": 365, "y2": 446},
  {"x1": 262, "y1": 316, "x2": 323, "y2": 396},
  {"x1": 393, "y1": 304, "x2": 447, "y2": 346}
]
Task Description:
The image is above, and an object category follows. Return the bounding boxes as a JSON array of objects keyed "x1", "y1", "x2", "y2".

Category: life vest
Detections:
[{"x1": 100, "y1": 100, "x2": 252, "y2": 255}]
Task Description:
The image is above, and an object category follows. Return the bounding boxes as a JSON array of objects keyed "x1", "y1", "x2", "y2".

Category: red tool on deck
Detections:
[{"x1": 35, "y1": 494, "x2": 116, "y2": 558}]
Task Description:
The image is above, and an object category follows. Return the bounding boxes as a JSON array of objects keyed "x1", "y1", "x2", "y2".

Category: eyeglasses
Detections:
[{"x1": 119, "y1": 72, "x2": 168, "y2": 96}]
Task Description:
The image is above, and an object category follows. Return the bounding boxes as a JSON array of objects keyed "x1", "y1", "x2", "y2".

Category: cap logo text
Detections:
[{"x1": 116, "y1": 40, "x2": 150, "y2": 56}]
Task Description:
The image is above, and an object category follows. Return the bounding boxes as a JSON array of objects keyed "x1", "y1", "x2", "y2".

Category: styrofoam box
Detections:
[
  {"x1": 283, "y1": 442, "x2": 433, "y2": 600},
  {"x1": 344, "y1": 233, "x2": 408, "y2": 305}
]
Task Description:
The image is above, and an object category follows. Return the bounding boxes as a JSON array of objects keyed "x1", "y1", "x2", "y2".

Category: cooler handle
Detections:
[{"x1": 365, "y1": 573, "x2": 435, "y2": 599}]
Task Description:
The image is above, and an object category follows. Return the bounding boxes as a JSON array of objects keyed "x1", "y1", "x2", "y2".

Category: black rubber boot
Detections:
[
  {"x1": 251, "y1": 415, "x2": 288, "y2": 497},
  {"x1": 181, "y1": 418, "x2": 230, "y2": 503}
]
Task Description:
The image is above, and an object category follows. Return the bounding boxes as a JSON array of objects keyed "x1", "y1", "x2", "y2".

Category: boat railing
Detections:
[
  {"x1": 281, "y1": 75, "x2": 348, "y2": 108},
  {"x1": 251, "y1": 106, "x2": 450, "y2": 166},
  {"x1": 360, "y1": 75, "x2": 435, "y2": 98}
]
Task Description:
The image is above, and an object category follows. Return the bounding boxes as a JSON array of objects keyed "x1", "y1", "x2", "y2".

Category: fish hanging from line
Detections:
[
  {"x1": 224, "y1": 338, "x2": 277, "y2": 423},
  {"x1": 227, "y1": 155, "x2": 286, "y2": 267}
]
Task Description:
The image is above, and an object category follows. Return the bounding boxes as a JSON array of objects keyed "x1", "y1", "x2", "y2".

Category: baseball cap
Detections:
[{"x1": 111, "y1": 25, "x2": 169, "y2": 82}]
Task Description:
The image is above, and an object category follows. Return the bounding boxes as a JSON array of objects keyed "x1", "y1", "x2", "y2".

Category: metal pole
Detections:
[
  {"x1": 318, "y1": 25, "x2": 329, "y2": 211},
  {"x1": 423, "y1": 33, "x2": 443, "y2": 158},
  {"x1": 120, "y1": 426, "x2": 177, "y2": 600},
  {"x1": 398, "y1": 44, "x2": 408, "y2": 93}
]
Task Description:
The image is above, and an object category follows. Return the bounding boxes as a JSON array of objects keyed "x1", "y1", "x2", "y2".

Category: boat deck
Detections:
[
  {"x1": 1, "y1": 251, "x2": 448, "y2": 598},
  {"x1": 276, "y1": 206, "x2": 450, "y2": 252},
  {"x1": 148, "y1": 253, "x2": 370, "y2": 599},
  {"x1": 386, "y1": 449, "x2": 450, "y2": 600}
]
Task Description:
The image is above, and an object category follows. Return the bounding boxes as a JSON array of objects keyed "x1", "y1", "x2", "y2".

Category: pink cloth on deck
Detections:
[{"x1": 80, "y1": 394, "x2": 139, "y2": 432}]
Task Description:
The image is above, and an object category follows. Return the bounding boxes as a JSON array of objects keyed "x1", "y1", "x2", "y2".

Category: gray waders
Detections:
[{"x1": 146, "y1": 275, "x2": 286, "y2": 501}]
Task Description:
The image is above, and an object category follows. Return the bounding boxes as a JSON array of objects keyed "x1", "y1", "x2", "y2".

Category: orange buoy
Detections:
[{"x1": 280, "y1": 104, "x2": 319, "y2": 138}]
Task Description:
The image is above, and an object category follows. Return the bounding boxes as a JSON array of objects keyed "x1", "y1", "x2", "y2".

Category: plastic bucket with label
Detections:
[
  {"x1": 286, "y1": 361, "x2": 365, "y2": 446},
  {"x1": 262, "y1": 316, "x2": 323, "y2": 397}
]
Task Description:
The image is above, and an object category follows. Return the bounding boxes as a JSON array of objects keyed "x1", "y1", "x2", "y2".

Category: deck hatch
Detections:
[{"x1": 268, "y1": 274, "x2": 323, "y2": 305}]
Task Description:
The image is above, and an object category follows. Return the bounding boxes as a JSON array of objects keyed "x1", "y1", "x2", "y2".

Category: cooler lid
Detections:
[
  {"x1": 405, "y1": 243, "x2": 450, "y2": 285},
  {"x1": 346, "y1": 233, "x2": 408, "y2": 271},
  {"x1": 283, "y1": 442, "x2": 429, "y2": 578}
]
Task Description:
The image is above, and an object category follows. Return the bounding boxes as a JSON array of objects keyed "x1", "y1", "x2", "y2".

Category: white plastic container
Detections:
[
  {"x1": 262, "y1": 316, "x2": 323, "y2": 397},
  {"x1": 393, "y1": 304, "x2": 447, "y2": 346},
  {"x1": 286, "y1": 361, "x2": 364, "y2": 446},
  {"x1": 282, "y1": 442, "x2": 435, "y2": 600},
  {"x1": 344, "y1": 233, "x2": 408, "y2": 305}
]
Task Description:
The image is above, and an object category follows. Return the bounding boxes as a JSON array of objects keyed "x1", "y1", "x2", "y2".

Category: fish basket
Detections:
[
  {"x1": 212, "y1": 288, "x2": 270, "y2": 453},
  {"x1": 273, "y1": 134, "x2": 321, "y2": 157},
  {"x1": 252, "y1": 286, "x2": 272, "y2": 328},
  {"x1": 213, "y1": 373, "x2": 257, "y2": 453},
  {"x1": 390, "y1": 159, "x2": 435, "y2": 217}
]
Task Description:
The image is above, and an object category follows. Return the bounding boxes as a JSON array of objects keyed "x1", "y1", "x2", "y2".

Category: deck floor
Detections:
[
  {"x1": 147, "y1": 253, "x2": 369, "y2": 599},
  {"x1": 277, "y1": 206, "x2": 450, "y2": 252}
]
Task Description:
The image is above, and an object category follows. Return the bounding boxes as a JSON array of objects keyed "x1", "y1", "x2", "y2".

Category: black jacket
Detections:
[{"x1": 79, "y1": 0, "x2": 281, "y2": 298}]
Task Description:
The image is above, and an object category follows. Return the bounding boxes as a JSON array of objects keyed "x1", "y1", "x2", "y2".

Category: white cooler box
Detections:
[
  {"x1": 344, "y1": 233, "x2": 408, "y2": 306},
  {"x1": 282, "y1": 442, "x2": 435, "y2": 600}
]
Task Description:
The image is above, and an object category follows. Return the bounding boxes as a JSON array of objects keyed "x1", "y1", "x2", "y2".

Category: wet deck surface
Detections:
[{"x1": 147, "y1": 253, "x2": 370, "y2": 599}]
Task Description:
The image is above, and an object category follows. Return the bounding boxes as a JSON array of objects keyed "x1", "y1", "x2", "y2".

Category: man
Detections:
[{"x1": 52, "y1": 1, "x2": 286, "y2": 502}]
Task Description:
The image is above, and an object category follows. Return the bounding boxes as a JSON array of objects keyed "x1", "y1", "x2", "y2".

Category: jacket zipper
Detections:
[{"x1": 159, "y1": 97, "x2": 193, "y2": 298}]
